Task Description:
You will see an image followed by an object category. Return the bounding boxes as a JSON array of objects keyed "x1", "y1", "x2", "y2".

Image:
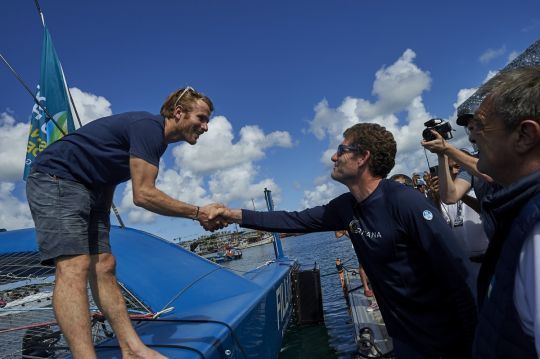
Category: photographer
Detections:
[
  {"x1": 421, "y1": 118, "x2": 496, "y2": 281},
  {"x1": 421, "y1": 118, "x2": 493, "y2": 205}
]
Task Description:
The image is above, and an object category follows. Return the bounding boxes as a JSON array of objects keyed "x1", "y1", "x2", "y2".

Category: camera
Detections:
[
  {"x1": 422, "y1": 118, "x2": 453, "y2": 141},
  {"x1": 429, "y1": 165, "x2": 439, "y2": 176}
]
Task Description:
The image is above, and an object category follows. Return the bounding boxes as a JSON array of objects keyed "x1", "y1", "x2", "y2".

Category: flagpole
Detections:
[
  {"x1": 30, "y1": 0, "x2": 126, "y2": 228},
  {"x1": 33, "y1": 0, "x2": 45, "y2": 27}
]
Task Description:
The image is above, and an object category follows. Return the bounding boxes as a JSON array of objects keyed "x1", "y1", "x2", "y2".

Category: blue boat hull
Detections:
[{"x1": 0, "y1": 227, "x2": 295, "y2": 358}]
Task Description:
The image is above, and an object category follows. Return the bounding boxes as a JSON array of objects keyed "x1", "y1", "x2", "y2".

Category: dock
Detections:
[{"x1": 339, "y1": 264, "x2": 394, "y2": 358}]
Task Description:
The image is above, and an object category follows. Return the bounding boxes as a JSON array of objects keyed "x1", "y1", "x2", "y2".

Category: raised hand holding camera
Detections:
[
  {"x1": 421, "y1": 127, "x2": 449, "y2": 155},
  {"x1": 422, "y1": 118, "x2": 453, "y2": 142}
]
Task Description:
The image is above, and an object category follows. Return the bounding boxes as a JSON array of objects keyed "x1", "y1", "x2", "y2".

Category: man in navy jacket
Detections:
[{"x1": 468, "y1": 66, "x2": 540, "y2": 358}]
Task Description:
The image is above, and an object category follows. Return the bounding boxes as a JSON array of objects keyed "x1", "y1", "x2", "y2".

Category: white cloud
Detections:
[
  {"x1": 454, "y1": 88, "x2": 478, "y2": 111},
  {"x1": 308, "y1": 49, "x2": 433, "y2": 168},
  {"x1": 370, "y1": 49, "x2": 431, "y2": 115},
  {"x1": 0, "y1": 89, "x2": 111, "y2": 183},
  {"x1": 0, "y1": 182, "x2": 33, "y2": 230},
  {"x1": 301, "y1": 177, "x2": 347, "y2": 208},
  {"x1": 116, "y1": 116, "x2": 293, "y2": 225},
  {"x1": 0, "y1": 88, "x2": 113, "y2": 230},
  {"x1": 0, "y1": 112, "x2": 29, "y2": 182},
  {"x1": 309, "y1": 49, "x2": 431, "y2": 141},
  {"x1": 302, "y1": 48, "x2": 480, "y2": 207},
  {"x1": 173, "y1": 116, "x2": 292, "y2": 174},
  {"x1": 479, "y1": 45, "x2": 506, "y2": 64},
  {"x1": 208, "y1": 163, "x2": 281, "y2": 208},
  {"x1": 69, "y1": 87, "x2": 112, "y2": 126}
]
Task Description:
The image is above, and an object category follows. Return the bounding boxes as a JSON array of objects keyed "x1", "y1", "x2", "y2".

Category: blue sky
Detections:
[{"x1": 1, "y1": 0, "x2": 538, "y2": 240}]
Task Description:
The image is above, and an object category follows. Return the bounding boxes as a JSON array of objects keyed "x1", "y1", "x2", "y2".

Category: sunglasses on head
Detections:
[{"x1": 173, "y1": 86, "x2": 195, "y2": 108}]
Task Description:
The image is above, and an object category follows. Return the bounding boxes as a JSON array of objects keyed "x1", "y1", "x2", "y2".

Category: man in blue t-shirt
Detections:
[
  {"x1": 26, "y1": 87, "x2": 223, "y2": 358},
  {"x1": 215, "y1": 123, "x2": 477, "y2": 358}
]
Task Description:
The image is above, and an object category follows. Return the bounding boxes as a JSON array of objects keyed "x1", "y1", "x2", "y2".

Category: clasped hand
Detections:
[{"x1": 196, "y1": 204, "x2": 236, "y2": 232}]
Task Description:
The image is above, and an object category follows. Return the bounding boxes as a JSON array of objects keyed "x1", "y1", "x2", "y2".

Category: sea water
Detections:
[{"x1": 221, "y1": 232, "x2": 359, "y2": 358}]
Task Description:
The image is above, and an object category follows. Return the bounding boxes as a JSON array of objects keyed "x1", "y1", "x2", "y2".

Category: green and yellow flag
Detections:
[{"x1": 23, "y1": 26, "x2": 75, "y2": 179}]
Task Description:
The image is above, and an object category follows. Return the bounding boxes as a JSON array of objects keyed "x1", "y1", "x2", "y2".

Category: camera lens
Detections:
[{"x1": 422, "y1": 128, "x2": 435, "y2": 141}]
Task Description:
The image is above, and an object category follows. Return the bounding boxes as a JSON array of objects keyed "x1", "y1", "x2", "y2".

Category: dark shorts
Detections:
[{"x1": 26, "y1": 171, "x2": 111, "y2": 266}]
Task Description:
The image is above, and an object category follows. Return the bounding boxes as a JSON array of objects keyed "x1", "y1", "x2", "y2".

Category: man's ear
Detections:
[
  {"x1": 515, "y1": 119, "x2": 540, "y2": 154},
  {"x1": 357, "y1": 150, "x2": 371, "y2": 167},
  {"x1": 173, "y1": 106, "x2": 185, "y2": 121}
]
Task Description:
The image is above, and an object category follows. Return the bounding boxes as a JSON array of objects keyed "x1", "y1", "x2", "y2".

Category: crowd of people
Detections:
[{"x1": 26, "y1": 63, "x2": 540, "y2": 358}]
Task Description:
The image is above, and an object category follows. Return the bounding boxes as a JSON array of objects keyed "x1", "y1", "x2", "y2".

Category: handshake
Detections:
[{"x1": 195, "y1": 204, "x2": 242, "y2": 232}]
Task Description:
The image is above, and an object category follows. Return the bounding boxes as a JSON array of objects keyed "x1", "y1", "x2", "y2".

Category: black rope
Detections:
[
  {"x1": 347, "y1": 285, "x2": 363, "y2": 294},
  {"x1": 0, "y1": 53, "x2": 65, "y2": 135}
]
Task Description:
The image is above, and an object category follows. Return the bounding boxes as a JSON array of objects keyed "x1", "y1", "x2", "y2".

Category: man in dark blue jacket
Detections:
[
  {"x1": 216, "y1": 123, "x2": 477, "y2": 358},
  {"x1": 468, "y1": 66, "x2": 540, "y2": 358}
]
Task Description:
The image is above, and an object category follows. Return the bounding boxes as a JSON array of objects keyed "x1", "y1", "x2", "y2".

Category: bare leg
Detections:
[
  {"x1": 359, "y1": 266, "x2": 373, "y2": 297},
  {"x1": 54, "y1": 255, "x2": 97, "y2": 358},
  {"x1": 88, "y1": 253, "x2": 166, "y2": 359}
]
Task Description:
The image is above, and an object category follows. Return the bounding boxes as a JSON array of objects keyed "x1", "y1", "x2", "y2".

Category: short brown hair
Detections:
[
  {"x1": 343, "y1": 123, "x2": 396, "y2": 178},
  {"x1": 160, "y1": 87, "x2": 214, "y2": 118},
  {"x1": 390, "y1": 173, "x2": 413, "y2": 187}
]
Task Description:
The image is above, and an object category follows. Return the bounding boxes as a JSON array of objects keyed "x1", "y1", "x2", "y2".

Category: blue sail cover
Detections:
[{"x1": 23, "y1": 26, "x2": 75, "y2": 180}]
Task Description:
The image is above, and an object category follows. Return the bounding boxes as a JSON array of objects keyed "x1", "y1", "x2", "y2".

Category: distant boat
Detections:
[
  {"x1": 238, "y1": 232, "x2": 274, "y2": 248},
  {"x1": 203, "y1": 248, "x2": 243, "y2": 263}
]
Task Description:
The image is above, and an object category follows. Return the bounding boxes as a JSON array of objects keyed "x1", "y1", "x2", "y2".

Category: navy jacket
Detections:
[
  {"x1": 473, "y1": 171, "x2": 540, "y2": 358},
  {"x1": 243, "y1": 179, "x2": 477, "y2": 356}
]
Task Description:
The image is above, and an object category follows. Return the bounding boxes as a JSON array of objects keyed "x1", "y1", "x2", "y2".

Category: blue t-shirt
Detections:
[
  {"x1": 242, "y1": 179, "x2": 477, "y2": 355},
  {"x1": 33, "y1": 112, "x2": 167, "y2": 187}
]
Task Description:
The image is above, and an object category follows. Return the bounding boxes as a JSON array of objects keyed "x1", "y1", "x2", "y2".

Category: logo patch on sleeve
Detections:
[{"x1": 422, "y1": 210, "x2": 433, "y2": 221}]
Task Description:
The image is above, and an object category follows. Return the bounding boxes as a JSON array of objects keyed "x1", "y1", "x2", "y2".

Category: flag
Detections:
[{"x1": 23, "y1": 26, "x2": 75, "y2": 179}]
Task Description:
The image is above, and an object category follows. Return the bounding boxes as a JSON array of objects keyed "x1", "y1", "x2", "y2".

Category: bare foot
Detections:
[{"x1": 123, "y1": 346, "x2": 168, "y2": 359}]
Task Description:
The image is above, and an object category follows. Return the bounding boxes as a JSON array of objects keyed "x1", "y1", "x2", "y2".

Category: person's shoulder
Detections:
[
  {"x1": 457, "y1": 169, "x2": 473, "y2": 183},
  {"x1": 328, "y1": 192, "x2": 356, "y2": 206},
  {"x1": 380, "y1": 179, "x2": 435, "y2": 215},
  {"x1": 119, "y1": 111, "x2": 160, "y2": 121},
  {"x1": 120, "y1": 112, "x2": 164, "y2": 128},
  {"x1": 381, "y1": 179, "x2": 418, "y2": 200}
]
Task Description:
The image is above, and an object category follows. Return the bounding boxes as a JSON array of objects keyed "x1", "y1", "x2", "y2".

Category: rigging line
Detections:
[
  {"x1": 159, "y1": 267, "x2": 223, "y2": 312},
  {"x1": 424, "y1": 147, "x2": 432, "y2": 169},
  {"x1": 1, "y1": 51, "x2": 126, "y2": 227},
  {"x1": 0, "y1": 52, "x2": 65, "y2": 136}
]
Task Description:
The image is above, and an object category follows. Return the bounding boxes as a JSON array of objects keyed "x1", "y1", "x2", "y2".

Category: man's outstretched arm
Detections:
[{"x1": 130, "y1": 156, "x2": 223, "y2": 230}]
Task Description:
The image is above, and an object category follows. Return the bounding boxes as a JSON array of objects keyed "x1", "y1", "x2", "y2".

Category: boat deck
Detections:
[{"x1": 344, "y1": 271, "x2": 394, "y2": 358}]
